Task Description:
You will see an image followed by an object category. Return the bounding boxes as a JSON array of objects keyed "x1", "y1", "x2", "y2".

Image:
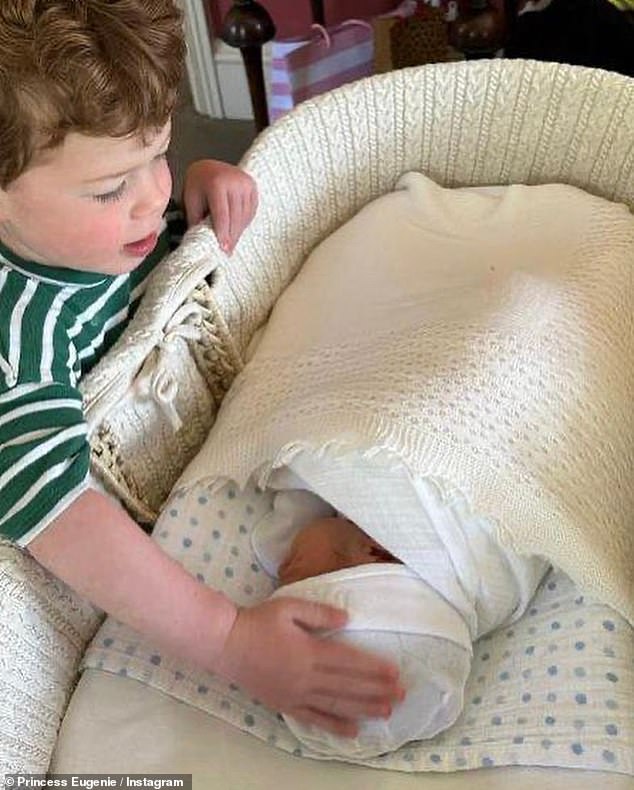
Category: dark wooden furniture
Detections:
[
  {"x1": 449, "y1": 1, "x2": 513, "y2": 59},
  {"x1": 505, "y1": 0, "x2": 634, "y2": 76},
  {"x1": 309, "y1": 0, "x2": 326, "y2": 26},
  {"x1": 220, "y1": 1, "x2": 276, "y2": 131}
]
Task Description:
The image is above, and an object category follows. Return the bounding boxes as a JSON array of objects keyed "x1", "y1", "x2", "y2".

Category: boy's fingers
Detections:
[
  {"x1": 312, "y1": 642, "x2": 404, "y2": 700},
  {"x1": 228, "y1": 186, "x2": 257, "y2": 251},
  {"x1": 308, "y1": 668, "x2": 403, "y2": 711},
  {"x1": 241, "y1": 194, "x2": 253, "y2": 236},
  {"x1": 226, "y1": 189, "x2": 244, "y2": 252},
  {"x1": 310, "y1": 661, "x2": 402, "y2": 700},
  {"x1": 305, "y1": 690, "x2": 392, "y2": 720},
  {"x1": 210, "y1": 190, "x2": 230, "y2": 251}
]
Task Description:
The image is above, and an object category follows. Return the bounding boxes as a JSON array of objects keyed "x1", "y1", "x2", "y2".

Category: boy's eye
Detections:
[{"x1": 93, "y1": 181, "x2": 127, "y2": 204}]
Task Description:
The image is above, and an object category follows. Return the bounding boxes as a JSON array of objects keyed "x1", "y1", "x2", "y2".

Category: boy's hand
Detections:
[
  {"x1": 212, "y1": 596, "x2": 404, "y2": 737},
  {"x1": 183, "y1": 159, "x2": 258, "y2": 254}
]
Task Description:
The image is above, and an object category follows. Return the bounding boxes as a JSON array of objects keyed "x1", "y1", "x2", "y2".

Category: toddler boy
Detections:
[{"x1": 0, "y1": 0, "x2": 401, "y2": 737}]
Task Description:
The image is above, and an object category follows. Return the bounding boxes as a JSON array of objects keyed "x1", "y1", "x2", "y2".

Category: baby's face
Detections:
[{"x1": 278, "y1": 517, "x2": 398, "y2": 586}]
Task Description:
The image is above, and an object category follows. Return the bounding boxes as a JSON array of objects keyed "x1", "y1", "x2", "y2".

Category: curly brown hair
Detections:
[{"x1": 0, "y1": 0, "x2": 185, "y2": 187}]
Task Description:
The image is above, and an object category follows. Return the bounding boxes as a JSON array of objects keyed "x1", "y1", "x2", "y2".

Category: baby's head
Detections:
[
  {"x1": 278, "y1": 516, "x2": 400, "y2": 585},
  {"x1": 0, "y1": 1, "x2": 185, "y2": 275}
]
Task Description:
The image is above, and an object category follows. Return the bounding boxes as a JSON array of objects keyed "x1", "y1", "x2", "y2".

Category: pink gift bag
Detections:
[{"x1": 269, "y1": 20, "x2": 374, "y2": 122}]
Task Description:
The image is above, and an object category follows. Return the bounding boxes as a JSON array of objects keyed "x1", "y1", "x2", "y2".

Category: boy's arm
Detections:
[
  {"x1": 29, "y1": 488, "x2": 403, "y2": 736},
  {"x1": 28, "y1": 488, "x2": 237, "y2": 671}
]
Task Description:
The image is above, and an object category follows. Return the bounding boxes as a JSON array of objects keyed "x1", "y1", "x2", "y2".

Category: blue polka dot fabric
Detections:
[{"x1": 82, "y1": 481, "x2": 634, "y2": 775}]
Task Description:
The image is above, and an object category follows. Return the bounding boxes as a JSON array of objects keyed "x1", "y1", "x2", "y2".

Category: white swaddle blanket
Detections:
[
  {"x1": 252, "y1": 460, "x2": 545, "y2": 758},
  {"x1": 273, "y1": 565, "x2": 473, "y2": 758}
]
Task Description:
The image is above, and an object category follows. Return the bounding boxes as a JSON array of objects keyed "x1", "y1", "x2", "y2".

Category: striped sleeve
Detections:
[
  {"x1": 0, "y1": 271, "x2": 90, "y2": 545},
  {"x1": 0, "y1": 381, "x2": 90, "y2": 545}
]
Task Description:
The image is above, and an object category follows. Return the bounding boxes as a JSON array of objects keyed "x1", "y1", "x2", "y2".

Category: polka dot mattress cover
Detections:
[{"x1": 81, "y1": 480, "x2": 634, "y2": 775}]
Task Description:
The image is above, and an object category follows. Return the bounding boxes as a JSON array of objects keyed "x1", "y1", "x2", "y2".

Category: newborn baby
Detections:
[
  {"x1": 278, "y1": 516, "x2": 401, "y2": 584},
  {"x1": 262, "y1": 506, "x2": 474, "y2": 759},
  {"x1": 252, "y1": 464, "x2": 546, "y2": 759}
]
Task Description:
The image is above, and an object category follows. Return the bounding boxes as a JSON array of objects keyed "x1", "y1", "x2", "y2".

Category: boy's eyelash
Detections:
[
  {"x1": 92, "y1": 149, "x2": 167, "y2": 204},
  {"x1": 94, "y1": 181, "x2": 127, "y2": 204}
]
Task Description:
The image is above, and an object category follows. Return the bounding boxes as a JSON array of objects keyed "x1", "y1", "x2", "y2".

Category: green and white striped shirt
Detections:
[{"x1": 0, "y1": 218, "x2": 179, "y2": 545}]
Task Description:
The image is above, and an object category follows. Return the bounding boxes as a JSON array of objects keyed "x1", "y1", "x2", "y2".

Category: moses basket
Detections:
[{"x1": 1, "y1": 59, "x2": 632, "y2": 775}]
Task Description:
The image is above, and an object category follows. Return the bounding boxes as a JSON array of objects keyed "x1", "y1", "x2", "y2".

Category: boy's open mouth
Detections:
[{"x1": 123, "y1": 231, "x2": 158, "y2": 258}]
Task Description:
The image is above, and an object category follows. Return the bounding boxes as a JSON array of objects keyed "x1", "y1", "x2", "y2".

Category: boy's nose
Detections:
[{"x1": 131, "y1": 167, "x2": 171, "y2": 219}]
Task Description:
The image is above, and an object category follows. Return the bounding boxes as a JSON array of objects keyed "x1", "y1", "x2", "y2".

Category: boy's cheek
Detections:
[
  {"x1": 62, "y1": 211, "x2": 122, "y2": 249},
  {"x1": 148, "y1": 158, "x2": 173, "y2": 208},
  {"x1": 159, "y1": 164, "x2": 173, "y2": 198},
  {"x1": 38, "y1": 210, "x2": 127, "y2": 266}
]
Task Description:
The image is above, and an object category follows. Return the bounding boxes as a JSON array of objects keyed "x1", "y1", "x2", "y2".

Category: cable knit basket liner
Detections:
[{"x1": 0, "y1": 60, "x2": 632, "y2": 776}]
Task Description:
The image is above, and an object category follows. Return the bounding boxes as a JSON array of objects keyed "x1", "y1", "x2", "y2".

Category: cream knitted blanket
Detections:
[{"x1": 179, "y1": 173, "x2": 634, "y2": 624}]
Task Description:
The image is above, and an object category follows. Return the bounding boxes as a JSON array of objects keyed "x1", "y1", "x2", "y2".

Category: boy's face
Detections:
[{"x1": 0, "y1": 122, "x2": 172, "y2": 275}]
